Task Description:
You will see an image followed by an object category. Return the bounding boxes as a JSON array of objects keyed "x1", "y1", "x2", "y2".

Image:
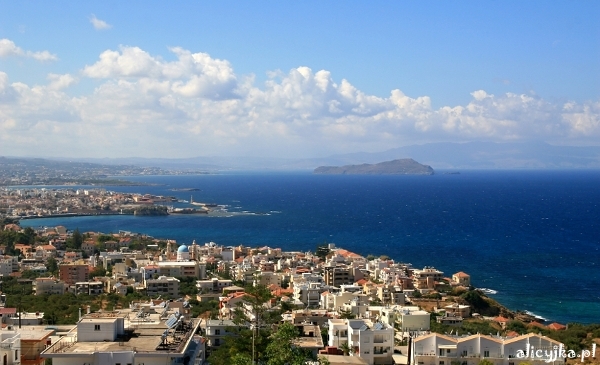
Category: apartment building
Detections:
[
  {"x1": 73, "y1": 281, "x2": 104, "y2": 295},
  {"x1": 412, "y1": 267, "x2": 444, "y2": 290},
  {"x1": 414, "y1": 332, "x2": 565, "y2": 365},
  {"x1": 324, "y1": 264, "x2": 354, "y2": 287},
  {"x1": 196, "y1": 278, "x2": 233, "y2": 293},
  {"x1": 33, "y1": 278, "x2": 66, "y2": 295},
  {"x1": 59, "y1": 263, "x2": 89, "y2": 285},
  {"x1": 328, "y1": 318, "x2": 394, "y2": 365},
  {"x1": 145, "y1": 276, "x2": 180, "y2": 298},
  {"x1": 205, "y1": 319, "x2": 238, "y2": 348},
  {"x1": 41, "y1": 312, "x2": 203, "y2": 365},
  {"x1": 158, "y1": 261, "x2": 206, "y2": 279}
]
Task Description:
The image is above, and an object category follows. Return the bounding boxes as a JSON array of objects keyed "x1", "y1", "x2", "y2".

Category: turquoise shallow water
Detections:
[{"x1": 19, "y1": 170, "x2": 600, "y2": 324}]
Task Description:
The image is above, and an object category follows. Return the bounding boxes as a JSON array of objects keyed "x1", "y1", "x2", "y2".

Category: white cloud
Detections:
[
  {"x1": 47, "y1": 73, "x2": 77, "y2": 90},
  {"x1": 90, "y1": 14, "x2": 112, "y2": 30},
  {"x1": 0, "y1": 38, "x2": 57, "y2": 61},
  {"x1": 0, "y1": 39, "x2": 24, "y2": 57},
  {"x1": 0, "y1": 44, "x2": 599, "y2": 158},
  {"x1": 82, "y1": 46, "x2": 239, "y2": 99}
]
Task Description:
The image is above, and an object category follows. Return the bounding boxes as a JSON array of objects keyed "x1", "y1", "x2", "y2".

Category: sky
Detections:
[{"x1": 0, "y1": 1, "x2": 599, "y2": 159}]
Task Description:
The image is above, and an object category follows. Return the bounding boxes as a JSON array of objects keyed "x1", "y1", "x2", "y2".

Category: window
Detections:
[
  {"x1": 440, "y1": 349, "x2": 445, "y2": 356},
  {"x1": 462, "y1": 350, "x2": 468, "y2": 357},
  {"x1": 94, "y1": 324, "x2": 101, "y2": 331},
  {"x1": 484, "y1": 351, "x2": 489, "y2": 358},
  {"x1": 439, "y1": 362, "x2": 445, "y2": 365},
  {"x1": 214, "y1": 339, "x2": 220, "y2": 346},
  {"x1": 215, "y1": 329, "x2": 221, "y2": 335}
]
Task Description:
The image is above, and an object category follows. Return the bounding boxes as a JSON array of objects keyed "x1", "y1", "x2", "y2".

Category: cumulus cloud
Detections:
[
  {"x1": 90, "y1": 14, "x2": 112, "y2": 30},
  {"x1": 0, "y1": 38, "x2": 57, "y2": 61},
  {"x1": 82, "y1": 46, "x2": 239, "y2": 99},
  {"x1": 47, "y1": 73, "x2": 77, "y2": 90},
  {"x1": 0, "y1": 44, "x2": 599, "y2": 158}
]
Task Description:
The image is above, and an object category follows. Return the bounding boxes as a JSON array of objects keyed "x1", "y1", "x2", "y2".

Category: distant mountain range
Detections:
[
  {"x1": 314, "y1": 159, "x2": 435, "y2": 175},
  {"x1": 9, "y1": 141, "x2": 600, "y2": 171}
]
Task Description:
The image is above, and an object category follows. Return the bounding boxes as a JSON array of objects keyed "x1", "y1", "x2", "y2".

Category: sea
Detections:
[{"x1": 18, "y1": 170, "x2": 600, "y2": 325}]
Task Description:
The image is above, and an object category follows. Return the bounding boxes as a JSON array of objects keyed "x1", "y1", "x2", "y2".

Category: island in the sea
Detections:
[{"x1": 314, "y1": 158, "x2": 434, "y2": 175}]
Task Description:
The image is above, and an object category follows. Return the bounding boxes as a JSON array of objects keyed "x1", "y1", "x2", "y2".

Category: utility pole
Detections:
[{"x1": 18, "y1": 287, "x2": 23, "y2": 328}]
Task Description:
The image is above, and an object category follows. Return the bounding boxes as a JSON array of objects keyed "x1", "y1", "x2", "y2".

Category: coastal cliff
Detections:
[{"x1": 314, "y1": 158, "x2": 434, "y2": 175}]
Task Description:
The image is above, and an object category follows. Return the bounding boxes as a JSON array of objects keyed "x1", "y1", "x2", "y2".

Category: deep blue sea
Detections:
[{"x1": 19, "y1": 170, "x2": 600, "y2": 324}]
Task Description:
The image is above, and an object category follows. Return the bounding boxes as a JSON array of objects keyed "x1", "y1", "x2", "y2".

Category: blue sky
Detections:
[{"x1": 0, "y1": 1, "x2": 598, "y2": 158}]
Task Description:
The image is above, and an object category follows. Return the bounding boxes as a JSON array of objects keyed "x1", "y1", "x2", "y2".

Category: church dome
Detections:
[{"x1": 177, "y1": 245, "x2": 189, "y2": 253}]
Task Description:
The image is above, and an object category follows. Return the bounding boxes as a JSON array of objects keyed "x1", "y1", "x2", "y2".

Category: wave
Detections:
[
  {"x1": 524, "y1": 311, "x2": 548, "y2": 321},
  {"x1": 478, "y1": 288, "x2": 498, "y2": 295}
]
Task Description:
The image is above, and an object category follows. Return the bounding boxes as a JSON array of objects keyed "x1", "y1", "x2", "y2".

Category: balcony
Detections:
[{"x1": 415, "y1": 352, "x2": 436, "y2": 357}]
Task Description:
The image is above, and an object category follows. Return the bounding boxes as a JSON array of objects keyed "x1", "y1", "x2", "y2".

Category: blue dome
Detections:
[{"x1": 177, "y1": 245, "x2": 189, "y2": 253}]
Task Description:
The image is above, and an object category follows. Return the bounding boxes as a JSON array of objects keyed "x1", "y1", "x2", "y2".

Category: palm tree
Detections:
[{"x1": 340, "y1": 341, "x2": 351, "y2": 356}]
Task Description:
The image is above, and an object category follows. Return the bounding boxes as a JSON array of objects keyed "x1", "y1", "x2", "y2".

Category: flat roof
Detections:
[
  {"x1": 43, "y1": 318, "x2": 201, "y2": 355},
  {"x1": 319, "y1": 355, "x2": 369, "y2": 365},
  {"x1": 42, "y1": 307, "x2": 199, "y2": 356}
]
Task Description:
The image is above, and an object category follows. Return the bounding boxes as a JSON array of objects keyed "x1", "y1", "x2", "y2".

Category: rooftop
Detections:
[{"x1": 43, "y1": 309, "x2": 201, "y2": 355}]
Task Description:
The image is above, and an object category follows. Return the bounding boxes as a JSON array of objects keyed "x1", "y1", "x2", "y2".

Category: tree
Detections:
[
  {"x1": 90, "y1": 266, "x2": 107, "y2": 278},
  {"x1": 478, "y1": 360, "x2": 495, "y2": 365},
  {"x1": 46, "y1": 257, "x2": 58, "y2": 275},
  {"x1": 315, "y1": 243, "x2": 330, "y2": 260},
  {"x1": 230, "y1": 353, "x2": 253, "y2": 365},
  {"x1": 338, "y1": 308, "x2": 356, "y2": 319},
  {"x1": 21, "y1": 270, "x2": 39, "y2": 279},
  {"x1": 265, "y1": 323, "x2": 312, "y2": 365},
  {"x1": 67, "y1": 228, "x2": 83, "y2": 249}
]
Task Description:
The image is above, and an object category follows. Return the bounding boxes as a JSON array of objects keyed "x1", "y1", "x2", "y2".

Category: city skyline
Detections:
[{"x1": 0, "y1": 1, "x2": 598, "y2": 159}]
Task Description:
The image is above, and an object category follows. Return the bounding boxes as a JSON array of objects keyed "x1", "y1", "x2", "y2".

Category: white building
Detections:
[
  {"x1": 414, "y1": 332, "x2": 565, "y2": 365},
  {"x1": 41, "y1": 312, "x2": 204, "y2": 365},
  {"x1": 293, "y1": 282, "x2": 324, "y2": 308},
  {"x1": 205, "y1": 319, "x2": 240, "y2": 348},
  {"x1": 327, "y1": 318, "x2": 394, "y2": 365},
  {"x1": 33, "y1": 278, "x2": 66, "y2": 295},
  {"x1": 196, "y1": 278, "x2": 233, "y2": 293},
  {"x1": 0, "y1": 331, "x2": 20, "y2": 365}
]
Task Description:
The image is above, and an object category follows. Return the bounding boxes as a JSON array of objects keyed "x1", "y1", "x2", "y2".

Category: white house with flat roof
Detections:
[{"x1": 41, "y1": 312, "x2": 203, "y2": 365}]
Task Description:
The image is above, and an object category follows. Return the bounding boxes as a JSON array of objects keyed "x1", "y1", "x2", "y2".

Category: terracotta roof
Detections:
[
  {"x1": 504, "y1": 332, "x2": 562, "y2": 345},
  {"x1": 494, "y1": 316, "x2": 509, "y2": 323},
  {"x1": 547, "y1": 322, "x2": 566, "y2": 331},
  {"x1": 453, "y1": 271, "x2": 470, "y2": 277},
  {"x1": 336, "y1": 249, "x2": 362, "y2": 259},
  {"x1": 505, "y1": 331, "x2": 520, "y2": 337},
  {"x1": 527, "y1": 321, "x2": 546, "y2": 329}
]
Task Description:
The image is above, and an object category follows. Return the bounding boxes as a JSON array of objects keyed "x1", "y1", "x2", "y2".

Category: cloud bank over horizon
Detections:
[{"x1": 1, "y1": 41, "x2": 599, "y2": 159}]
